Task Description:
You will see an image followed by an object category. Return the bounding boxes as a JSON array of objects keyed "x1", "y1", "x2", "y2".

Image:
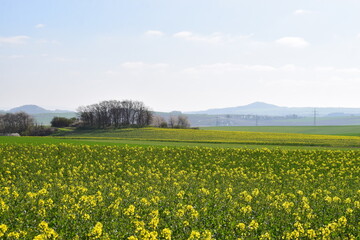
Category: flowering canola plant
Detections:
[
  {"x1": 59, "y1": 127, "x2": 360, "y2": 148},
  {"x1": 0, "y1": 143, "x2": 359, "y2": 239}
]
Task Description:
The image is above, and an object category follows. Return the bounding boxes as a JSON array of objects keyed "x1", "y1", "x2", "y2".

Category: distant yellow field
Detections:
[{"x1": 58, "y1": 127, "x2": 360, "y2": 148}]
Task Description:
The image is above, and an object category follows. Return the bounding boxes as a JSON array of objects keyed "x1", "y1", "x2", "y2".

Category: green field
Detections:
[
  {"x1": 2, "y1": 127, "x2": 360, "y2": 149},
  {"x1": 202, "y1": 125, "x2": 360, "y2": 136},
  {"x1": 56, "y1": 127, "x2": 360, "y2": 148}
]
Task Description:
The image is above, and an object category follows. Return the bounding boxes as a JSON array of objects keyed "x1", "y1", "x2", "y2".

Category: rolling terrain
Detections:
[
  {"x1": 202, "y1": 125, "x2": 360, "y2": 136},
  {"x1": 18, "y1": 127, "x2": 360, "y2": 149},
  {"x1": 1, "y1": 133, "x2": 360, "y2": 239},
  {"x1": 1, "y1": 126, "x2": 360, "y2": 238}
]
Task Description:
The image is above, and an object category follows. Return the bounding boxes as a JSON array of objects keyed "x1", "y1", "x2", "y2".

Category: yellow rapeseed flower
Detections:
[
  {"x1": 0, "y1": 224, "x2": 8, "y2": 237},
  {"x1": 161, "y1": 228, "x2": 172, "y2": 240},
  {"x1": 88, "y1": 222, "x2": 103, "y2": 239}
]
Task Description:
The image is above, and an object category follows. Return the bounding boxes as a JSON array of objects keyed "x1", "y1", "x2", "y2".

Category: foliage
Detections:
[
  {"x1": 25, "y1": 125, "x2": 57, "y2": 136},
  {"x1": 50, "y1": 117, "x2": 76, "y2": 128},
  {"x1": 0, "y1": 144, "x2": 359, "y2": 239}
]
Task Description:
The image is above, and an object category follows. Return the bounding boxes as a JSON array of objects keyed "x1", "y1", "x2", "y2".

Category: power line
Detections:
[{"x1": 313, "y1": 108, "x2": 317, "y2": 126}]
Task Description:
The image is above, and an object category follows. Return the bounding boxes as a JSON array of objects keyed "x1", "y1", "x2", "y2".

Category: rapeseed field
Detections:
[
  {"x1": 59, "y1": 127, "x2": 360, "y2": 148},
  {"x1": 0, "y1": 144, "x2": 359, "y2": 239}
]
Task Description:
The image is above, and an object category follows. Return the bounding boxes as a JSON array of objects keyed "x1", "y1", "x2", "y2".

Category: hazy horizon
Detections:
[
  {"x1": 3, "y1": 101, "x2": 360, "y2": 114},
  {"x1": 2, "y1": 1, "x2": 360, "y2": 112}
]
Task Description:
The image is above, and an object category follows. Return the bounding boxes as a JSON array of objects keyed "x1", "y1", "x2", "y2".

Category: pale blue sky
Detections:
[{"x1": 1, "y1": 0, "x2": 360, "y2": 111}]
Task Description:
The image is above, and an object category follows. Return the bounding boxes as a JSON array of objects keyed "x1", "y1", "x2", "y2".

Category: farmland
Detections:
[
  {"x1": 1, "y1": 143, "x2": 360, "y2": 239},
  {"x1": 202, "y1": 126, "x2": 360, "y2": 137},
  {"x1": 1, "y1": 128, "x2": 360, "y2": 239},
  {"x1": 54, "y1": 127, "x2": 360, "y2": 149}
]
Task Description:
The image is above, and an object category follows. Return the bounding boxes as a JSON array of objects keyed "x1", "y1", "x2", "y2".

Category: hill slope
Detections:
[
  {"x1": 8, "y1": 105, "x2": 73, "y2": 114},
  {"x1": 187, "y1": 102, "x2": 360, "y2": 116}
]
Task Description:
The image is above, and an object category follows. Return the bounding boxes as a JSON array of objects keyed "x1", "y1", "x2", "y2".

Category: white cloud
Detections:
[
  {"x1": 35, "y1": 23, "x2": 46, "y2": 29},
  {"x1": 121, "y1": 61, "x2": 147, "y2": 69},
  {"x1": 279, "y1": 64, "x2": 302, "y2": 71},
  {"x1": 9, "y1": 55, "x2": 25, "y2": 59},
  {"x1": 53, "y1": 57, "x2": 78, "y2": 62},
  {"x1": 0, "y1": 36, "x2": 30, "y2": 45},
  {"x1": 106, "y1": 62, "x2": 171, "y2": 77},
  {"x1": 315, "y1": 66, "x2": 360, "y2": 74},
  {"x1": 337, "y1": 68, "x2": 360, "y2": 74},
  {"x1": 183, "y1": 63, "x2": 276, "y2": 74},
  {"x1": 145, "y1": 30, "x2": 165, "y2": 37},
  {"x1": 293, "y1": 9, "x2": 314, "y2": 16},
  {"x1": 315, "y1": 67, "x2": 335, "y2": 72},
  {"x1": 173, "y1": 31, "x2": 251, "y2": 44},
  {"x1": 121, "y1": 61, "x2": 169, "y2": 70},
  {"x1": 37, "y1": 39, "x2": 61, "y2": 45},
  {"x1": 275, "y1": 37, "x2": 309, "y2": 48}
]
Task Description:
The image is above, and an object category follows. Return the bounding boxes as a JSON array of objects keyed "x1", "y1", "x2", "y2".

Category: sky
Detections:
[{"x1": 1, "y1": 0, "x2": 360, "y2": 112}]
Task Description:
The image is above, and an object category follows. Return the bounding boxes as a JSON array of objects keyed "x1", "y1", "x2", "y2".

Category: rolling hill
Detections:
[
  {"x1": 8, "y1": 105, "x2": 72, "y2": 114},
  {"x1": 187, "y1": 102, "x2": 360, "y2": 117}
]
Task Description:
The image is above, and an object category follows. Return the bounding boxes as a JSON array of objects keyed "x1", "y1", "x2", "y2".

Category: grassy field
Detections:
[{"x1": 202, "y1": 125, "x2": 360, "y2": 136}]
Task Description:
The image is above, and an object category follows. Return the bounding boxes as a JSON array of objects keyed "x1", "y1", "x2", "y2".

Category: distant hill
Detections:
[
  {"x1": 8, "y1": 105, "x2": 73, "y2": 114},
  {"x1": 186, "y1": 102, "x2": 360, "y2": 117},
  {"x1": 0, "y1": 105, "x2": 76, "y2": 125}
]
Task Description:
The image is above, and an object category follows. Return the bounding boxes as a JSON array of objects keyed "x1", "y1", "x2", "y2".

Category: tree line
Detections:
[
  {"x1": 0, "y1": 112, "x2": 33, "y2": 134},
  {"x1": 0, "y1": 99, "x2": 191, "y2": 135},
  {"x1": 0, "y1": 112, "x2": 55, "y2": 136},
  {"x1": 77, "y1": 100, "x2": 153, "y2": 128},
  {"x1": 152, "y1": 115, "x2": 190, "y2": 129}
]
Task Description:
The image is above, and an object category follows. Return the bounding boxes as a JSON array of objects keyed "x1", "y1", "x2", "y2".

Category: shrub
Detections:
[
  {"x1": 25, "y1": 125, "x2": 57, "y2": 136},
  {"x1": 51, "y1": 117, "x2": 75, "y2": 128}
]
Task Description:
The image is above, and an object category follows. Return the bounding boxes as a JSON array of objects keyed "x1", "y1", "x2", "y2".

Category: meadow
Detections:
[{"x1": 0, "y1": 143, "x2": 359, "y2": 239}]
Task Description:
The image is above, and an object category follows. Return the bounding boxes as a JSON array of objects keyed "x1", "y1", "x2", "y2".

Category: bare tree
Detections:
[
  {"x1": 0, "y1": 112, "x2": 34, "y2": 134},
  {"x1": 167, "y1": 115, "x2": 191, "y2": 128},
  {"x1": 152, "y1": 115, "x2": 167, "y2": 128},
  {"x1": 177, "y1": 115, "x2": 190, "y2": 128},
  {"x1": 77, "y1": 100, "x2": 153, "y2": 128},
  {"x1": 168, "y1": 116, "x2": 178, "y2": 128}
]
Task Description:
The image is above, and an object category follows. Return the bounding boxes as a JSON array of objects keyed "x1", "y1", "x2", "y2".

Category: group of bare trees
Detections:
[
  {"x1": 0, "y1": 112, "x2": 34, "y2": 134},
  {"x1": 77, "y1": 100, "x2": 153, "y2": 128},
  {"x1": 152, "y1": 115, "x2": 190, "y2": 128}
]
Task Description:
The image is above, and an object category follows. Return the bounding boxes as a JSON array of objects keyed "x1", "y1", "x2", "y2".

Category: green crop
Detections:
[{"x1": 0, "y1": 143, "x2": 359, "y2": 239}]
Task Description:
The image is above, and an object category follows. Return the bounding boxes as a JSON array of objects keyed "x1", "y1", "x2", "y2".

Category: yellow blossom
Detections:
[
  {"x1": 88, "y1": 222, "x2": 103, "y2": 239},
  {"x1": 248, "y1": 220, "x2": 259, "y2": 230},
  {"x1": 161, "y1": 228, "x2": 172, "y2": 240},
  {"x1": 0, "y1": 224, "x2": 8, "y2": 237}
]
